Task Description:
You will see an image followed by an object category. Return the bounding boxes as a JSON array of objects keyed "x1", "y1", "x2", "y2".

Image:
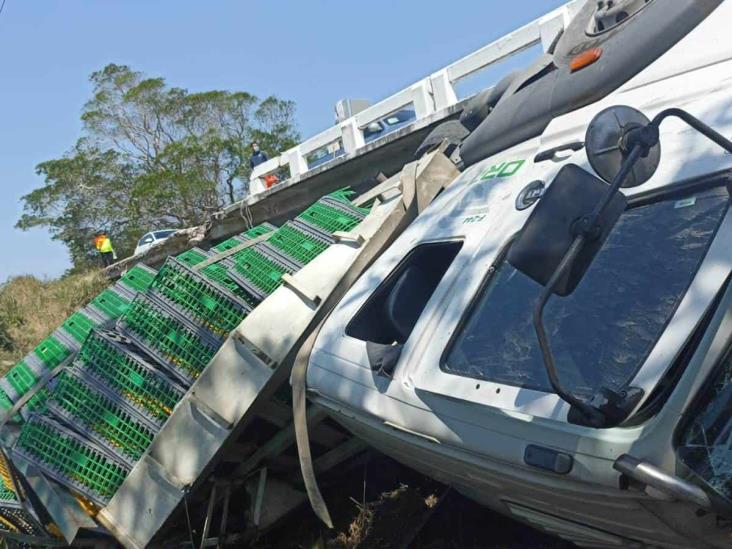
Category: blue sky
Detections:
[{"x1": 0, "y1": 0, "x2": 567, "y2": 282}]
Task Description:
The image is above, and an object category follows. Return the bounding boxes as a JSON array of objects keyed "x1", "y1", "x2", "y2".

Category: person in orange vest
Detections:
[{"x1": 94, "y1": 232, "x2": 116, "y2": 267}]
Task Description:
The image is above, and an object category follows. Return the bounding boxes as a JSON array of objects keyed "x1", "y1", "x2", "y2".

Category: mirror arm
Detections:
[
  {"x1": 532, "y1": 144, "x2": 645, "y2": 426},
  {"x1": 651, "y1": 109, "x2": 732, "y2": 154},
  {"x1": 532, "y1": 234, "x2": 607, "y2": 425},
  {"x1": 587, "y1": 144, "x2": 645, "y2": 226}
]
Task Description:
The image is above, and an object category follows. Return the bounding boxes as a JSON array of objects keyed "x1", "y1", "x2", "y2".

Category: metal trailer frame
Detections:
[{"x1": 72, "y1": 150, "x2": 459, "y2": 549}]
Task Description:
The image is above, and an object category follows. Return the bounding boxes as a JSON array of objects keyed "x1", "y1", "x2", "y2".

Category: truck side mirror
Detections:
[
  {"x1": 507, "y1": 164, "x2": 626, "y2": 296},
  {"x1": 509, "y1": 106, "x2": 661, "y2": 296},
  {"x1": 505, "y1": 105, "x2": 732, "y2": 427}
]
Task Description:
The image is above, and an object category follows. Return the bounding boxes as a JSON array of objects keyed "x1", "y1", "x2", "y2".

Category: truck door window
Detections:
[
  {"x1": 347, "y1": 241, "x2": 462, "y2": 345},
  {"x1": 442, "y1": 186, "x2": 729, "y2": 401}
]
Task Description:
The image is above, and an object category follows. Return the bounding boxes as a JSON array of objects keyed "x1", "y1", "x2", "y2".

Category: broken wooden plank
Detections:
[
  {"x1": 258, "y1": 400, "x2": 346, "y2": 448},
  {"x1": 288, "y1": 437, "x2": 367, "y2": 483}
]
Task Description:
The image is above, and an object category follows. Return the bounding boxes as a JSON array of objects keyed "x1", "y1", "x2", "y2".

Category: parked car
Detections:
[
  {"x1": 362, "y1": 109, "x2": 416, "y2": 144},
  {"x1": 306, "y1": 141, "x2": 346, "y2": 170},
  {"x1": 133, "y1": 229, "x2": 177, "y2": 256},
  {"x1": 304, "y1": 109, "x2": 416, "y2": 172}
]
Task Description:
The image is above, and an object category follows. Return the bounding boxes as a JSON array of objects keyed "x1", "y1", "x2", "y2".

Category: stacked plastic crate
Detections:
[
  {"x1": 9, "y1": 191, "x2": 369, "y2": 514},
  {"x1": 0, "y1": 263, "x2": 159, "y2": 422},
  {"x1": 227, "y1": 193, "x2": 368, "y2": 305}
]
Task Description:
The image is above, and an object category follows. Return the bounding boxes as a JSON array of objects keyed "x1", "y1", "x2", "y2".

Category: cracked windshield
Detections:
[{"x1": 444, "y1": 186, "x2": 729, "y2": 400}]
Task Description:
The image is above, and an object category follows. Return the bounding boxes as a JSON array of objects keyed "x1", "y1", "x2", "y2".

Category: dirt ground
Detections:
[{"x1": 253, "y1": 453, "x2": 573, "y2": 548}]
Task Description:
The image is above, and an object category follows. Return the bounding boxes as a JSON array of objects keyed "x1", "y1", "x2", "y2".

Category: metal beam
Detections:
[{"x1": 238, "y1": 409, "x2": 327, "y2": 476}]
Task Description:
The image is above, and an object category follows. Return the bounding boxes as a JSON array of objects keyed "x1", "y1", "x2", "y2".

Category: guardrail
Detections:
[{"x1": 249, "y1": 0, "x2": 582, "y2": 195}]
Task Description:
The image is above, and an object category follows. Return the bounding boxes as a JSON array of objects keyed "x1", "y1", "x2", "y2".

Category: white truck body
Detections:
[{"x1": 305, "y1": 4, "x2": 732, "y2": 547}]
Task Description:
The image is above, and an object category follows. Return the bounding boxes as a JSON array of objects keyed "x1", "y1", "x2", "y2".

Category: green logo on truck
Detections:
[{"x1": 475, "y1": 159, "x2": 525, "y2": 182}]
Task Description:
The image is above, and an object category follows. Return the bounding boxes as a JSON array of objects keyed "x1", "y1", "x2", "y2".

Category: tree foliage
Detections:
[{"x1": 17, "y1": 64, "x2": 299, "y2": 270}]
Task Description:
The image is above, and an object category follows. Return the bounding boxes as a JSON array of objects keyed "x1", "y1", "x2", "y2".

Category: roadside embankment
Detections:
[{"x1": 0, "y1": 271, "x2": 107, "y2": 374}]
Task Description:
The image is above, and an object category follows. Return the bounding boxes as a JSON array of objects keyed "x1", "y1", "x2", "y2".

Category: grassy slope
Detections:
[{"x1": 0, "y1": 271, "x2": 108, "y2": 375}]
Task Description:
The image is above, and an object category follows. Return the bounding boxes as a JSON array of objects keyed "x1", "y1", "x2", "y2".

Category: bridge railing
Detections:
[{"x1": 249, "y1": 0, "x2": 582, "y2": 196}]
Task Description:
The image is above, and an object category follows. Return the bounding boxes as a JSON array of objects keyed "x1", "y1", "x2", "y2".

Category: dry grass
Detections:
[
  {"x1": 330, "y1": 485, "x2": 412, "y2": 548},
  {"x1": 332, "y1": 500, "x2": 375, "y2": 548},
  {"x1": 0, "y1": 271, "x2": 108, "y2": 373}
]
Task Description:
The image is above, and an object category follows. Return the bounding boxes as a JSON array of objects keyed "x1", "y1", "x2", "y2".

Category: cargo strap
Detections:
[
  {"x1": 291, "y1": 163, "x2": 413, "y2": 528},
  {"x1": 0, "y1": 354, "x2": 76, "y2": 429},
  {"x1": 292, "y1": 151, "x2": 459, "y2": 528},
  {"x1": 291, "y1": 194, "x2": 411, "y2": 527},
  {"x1": 192, "y1": 232, "x2": 271, "y2": 272},
  {"x1": 291, "y1": 321, "x2": 333, "y2": 527}
]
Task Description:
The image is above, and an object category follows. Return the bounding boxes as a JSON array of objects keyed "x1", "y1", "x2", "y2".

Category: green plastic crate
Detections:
[
  {"x1": 15, "y1": 414, "x2": 130, "y2": 506},
  {"x1": 201, "y1": 262, "x2": 241, "y2": 295},
  {"x1": 201, "y1": 262, "x2": 261, "y2": 308},
  {"x1": 0, "y1": 387, "x2": 22, "y2": 424},
  {"x1": 119, "y1": 264, "x2": 157, "y2": 294},
  {"x1": 52, "y1": 328, "x2": 81, "y2": 353},
  {"x1": 296, "y1": 201, "x2": 363, "y2": 234},
  {"x1": 46, "y1": 369, "x2": 156, "y2": 464},
  {"x1": 318, "y1": 194, "x2": 366, "y2": 214},
  {"x1": 92, "y1": 288, "x2": 131, "y2": 319},
  {"x1": 151, "y1": 259, "x2": 251, "y2": 337},
  {"x1": 118, "y1": 295, "x2": 220, "y2": 386},
  {"x1": 0, "y1": 389, "x2": 13, "y2": 413},
  {"x1": 34, "y1": 336, "x2": 71, "y2": 369},
  {"x1": 25, "y1": 388, "x2": 49, "y2": 414},
  {"x1": 62, "y1": 310, "x2": 99, "y2": 345},
  {"x1": 0, "y1": 484, "x2": 17, "y2": 504},
  {"x1": 231, "y1": 247, "x2": 294, "y2": 297},
  {"x1": 268, "y1": 223, "x2": 330, "y2": 264},
  {"x1": 327, "y1": 188, "x2": 357, "y2": 203},
  {"x1": 326, "y1": 189, "x2": 371, "y2": 214},
  {"x1": 176, "y1": 248, "x2": 209, "y2": 268},
  {"x1": 5, "y1": 362, "x2": 38, "y2": 397},
  {"x1": 242, "y1": 223, "x2": 277, "y2": 240},
  {"x1": 76, "y1": 331, "x2": 185, "y2": 425},
  {"x1": 211, "y1": 235, "x2": 245, "y2": 254},
  {"x1": 211, "y1": 223, "x2": 277, "y2": 254}
]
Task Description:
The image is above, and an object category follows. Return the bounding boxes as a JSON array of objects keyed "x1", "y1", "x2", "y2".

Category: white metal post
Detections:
[
  {"x1": 286, "y1": 146, "x2": 309, "y2": 179},
  {"x1": 341, "y1": 119, "x2": 366, "y2": 154},
  {"x1": 411, "y1": 80, "x2": 436, "y2": 118},
  {"x1": 430, "y1": 69, "x2": 458, "y2": 111}
]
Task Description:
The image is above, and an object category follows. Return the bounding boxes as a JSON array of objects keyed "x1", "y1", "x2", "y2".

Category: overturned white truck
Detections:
[
  {"x1": 299, "y1": 1, "x2": 732, "y2": 548},
  {"x1": 1, "y1": 1, "x2": 731, "y2": 547}
]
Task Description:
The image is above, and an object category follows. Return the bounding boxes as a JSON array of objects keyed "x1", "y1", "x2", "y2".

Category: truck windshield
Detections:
[{"x1": 443, "y1": 186, "x2": 729, "y2": 401}]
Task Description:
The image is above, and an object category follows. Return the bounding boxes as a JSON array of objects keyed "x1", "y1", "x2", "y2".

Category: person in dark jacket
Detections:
[{"x1": 249, "y1": 142, "x2": 269, "y2": 169}]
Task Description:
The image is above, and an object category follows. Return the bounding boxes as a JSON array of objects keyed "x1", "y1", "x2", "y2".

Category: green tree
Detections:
[{"x1": 17, "y1": 64, "x2": 299, "y2": 271}]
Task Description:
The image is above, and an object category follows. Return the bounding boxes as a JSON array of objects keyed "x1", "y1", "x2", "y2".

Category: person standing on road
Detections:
[
  {"x1": 95, "y1": 232, "x2": 116, "y2": 267},
  {"x1": 249, "y1": 142, "x2": 269, "y2": 169}
]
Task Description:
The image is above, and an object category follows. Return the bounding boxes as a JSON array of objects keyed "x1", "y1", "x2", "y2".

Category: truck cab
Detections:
[{"x1": 305, "y1": 2, "x2": 732, "y2": 546}]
